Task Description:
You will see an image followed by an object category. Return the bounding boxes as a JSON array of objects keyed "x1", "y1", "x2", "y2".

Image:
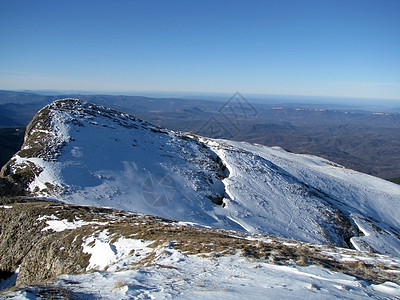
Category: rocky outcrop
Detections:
[
  {"x1": 0, "y1": 198, "x2": 90, "y2": 286},
  {"x1": 0, "y1": 100, "x2": 67, "y2": 196}
]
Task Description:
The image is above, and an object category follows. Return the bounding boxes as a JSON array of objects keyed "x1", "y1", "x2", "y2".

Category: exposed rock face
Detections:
[
  {"x1": 0, "y1": 198, "x2": 90, "y2": 286},
  {"x1": 0, "y1": 100, "x2": 69, "y2": 196},
  {"x1": 0, "y1": 177, "x2": 24, "y2": 196},
  {"x1": 0, "y1": 100, "x2": 81, "y2": 195}
]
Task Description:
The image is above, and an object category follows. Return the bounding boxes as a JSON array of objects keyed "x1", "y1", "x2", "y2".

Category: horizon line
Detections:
[{"x1": 2, "y1": 88, "x2": 400, "y2": 102}]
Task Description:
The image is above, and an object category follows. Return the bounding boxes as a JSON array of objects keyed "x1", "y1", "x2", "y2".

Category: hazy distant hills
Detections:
[{"x1": 1, "y1": 90, "x2": 400, "y2": 181}]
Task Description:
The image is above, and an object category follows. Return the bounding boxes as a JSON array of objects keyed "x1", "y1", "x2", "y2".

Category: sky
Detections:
[{"x1": 0, "y1": 0, "x2": 399, "y2": 99}]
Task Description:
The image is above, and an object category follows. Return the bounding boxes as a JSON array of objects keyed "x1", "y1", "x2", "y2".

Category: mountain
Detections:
[
  {"x1": 1, "y1": 99, "x2": 400, "y2": 298},
  {"x1": 2, "y1": 99, "x2": 400, "y2": 257}
]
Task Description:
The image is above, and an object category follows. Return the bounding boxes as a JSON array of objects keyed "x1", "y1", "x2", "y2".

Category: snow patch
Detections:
[
  {"x1": 82, "y1": 230, "x2": 153, "y2": 271},
  {"x1": 0, "y1": 205, "x2": 12, "y2": 209},
  {"x1": 38, "y1": 215, "x2": 107, "y2": 232},
  {"x1": 371, "y1": 282, "x2": 400, "y2": 296}
]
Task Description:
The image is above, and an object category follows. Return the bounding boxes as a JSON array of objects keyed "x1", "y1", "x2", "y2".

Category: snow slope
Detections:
[
  {"x1": 205, "y1": 139, "x2": 400, "y2": 256},
  {"x1": 5, "y1": 254, "x2": 400, "y2": 300},
  {"x1": 4, "y1": 99, "x2": 400, "y2": 256},
  {"x1": 3, "y1": 228, "x2": 400, "y2": 299}
]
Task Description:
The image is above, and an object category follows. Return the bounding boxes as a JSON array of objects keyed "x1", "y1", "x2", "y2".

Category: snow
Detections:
[
  {"x1": 371, "y1": 282, "x2": 400, "y2": 296},
  {"x1": 176, "y1": 221, "x2": 212, "y2": 229},
  {"x1": 7, "y1": 99, "x2": 400, "y2": 257},
  {"x1": 12, "y1": 155, "x2": 64, "y2": 193},
  {"x1": 4, "y1": 246, "x2": 399, "y2": 299},
  {"x1": 205, "y1": 139, "x2": 400, "y2": 256},
  {"x1": 38, "y1": 215, "x2": 107, "y2": 232},
  {"x1": 0, "y1": 205, "x2": 12, "y2": 209},
  {"x1": 37, "y1": 214, "x2": 58, "y2": 221},
  {"x1": 82, "y1": 230, "x2": 153, "y2": 271}
]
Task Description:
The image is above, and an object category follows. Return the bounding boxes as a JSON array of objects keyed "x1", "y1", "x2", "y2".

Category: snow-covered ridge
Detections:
[{"x1": 3, "y1": 99, "x2": 400, "y2": 257}]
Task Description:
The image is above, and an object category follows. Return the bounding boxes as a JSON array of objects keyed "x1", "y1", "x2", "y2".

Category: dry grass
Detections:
[{"x1": 111, "y1": 280, "x2": 127, "y2": 291}]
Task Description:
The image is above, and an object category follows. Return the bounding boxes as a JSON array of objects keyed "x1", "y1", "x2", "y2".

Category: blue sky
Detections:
[{"x1": 0, "y1": 0, "x2": 399, "y2": 99}]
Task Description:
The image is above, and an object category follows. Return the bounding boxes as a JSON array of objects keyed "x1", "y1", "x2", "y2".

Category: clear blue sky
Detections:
[{"x1": 0, "y1": 0, "x2": 399, "y2": 99}]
